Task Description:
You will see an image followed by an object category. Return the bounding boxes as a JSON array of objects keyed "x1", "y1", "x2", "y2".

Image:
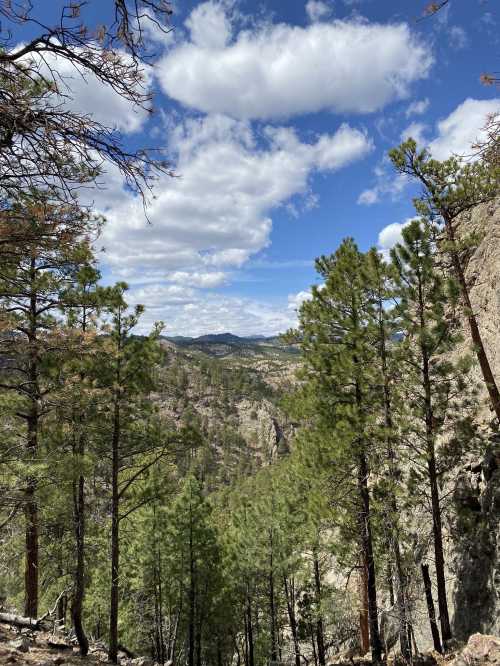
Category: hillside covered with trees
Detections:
[{"x1": 0, "y1": 1, "x2": 499, "y2": 666}]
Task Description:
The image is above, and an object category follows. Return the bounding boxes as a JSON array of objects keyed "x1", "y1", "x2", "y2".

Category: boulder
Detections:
[
  {"x1": 130, "y1": 658, "x2": 155, "y2": 666},
  {"x1": 9, "y1": 637, "x2": 30, "y2": 653},
  {"x1": 453, "y1": 634, "x2": 500, "y2": 666}
]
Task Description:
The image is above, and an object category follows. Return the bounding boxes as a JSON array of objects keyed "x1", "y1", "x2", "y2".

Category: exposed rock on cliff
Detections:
[{"x1": 449, "y1": 199, "x2": 500, "y2": 638}]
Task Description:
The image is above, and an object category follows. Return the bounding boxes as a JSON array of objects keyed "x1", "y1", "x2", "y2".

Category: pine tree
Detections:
[
  {"x1": 0, "y1": 195, "x2": 98, "y2": 617},
  {"x1": 389, "y1": 139, "x2": 500, "y2": 425},
  {"x1": 93, "y1": 287, "x2": 166, "y2": 662},
  {"x1": 391, "y1": 218, "x2": 474, "y2": 649},
  {"x1": 163, "y1": 475, "x2": 220, "y2": 666},
  {"x1": 62, "y1": 265, "x2": 110, "y2": 654},
  {"x1": 290, "y1": 239, "x2": 383, "y2": 662},
  {"x1": 365, "y1": 249, "x2": 411, "y2": 660}
]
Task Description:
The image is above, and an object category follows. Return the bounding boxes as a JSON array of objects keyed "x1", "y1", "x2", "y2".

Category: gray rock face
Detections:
[
  {"x1": 452, "y1": 633, "x2": 500, "y2": 666},
  {"x1": 452, "y1": 437, "x2": 500, "y2": 640},
  {"x1": 449, "y1": 199, "x2": 500, "y2": 639}
]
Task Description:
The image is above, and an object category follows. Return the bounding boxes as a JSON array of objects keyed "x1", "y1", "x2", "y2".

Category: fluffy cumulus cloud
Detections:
[
  {"x1": 377, "y1": 219, "x2": 413, "y2": 259},
  {"x1": 24, "y1": 47, "x2": 152, "y2": 134},
  {"x1": 157, "y1": 2, "x2": 433, "y2": 120},
  {"x1": 184, "y1": 0, "x2": 232, "y2": 48},
  {"x1": 401, "y1": 121, "x2": 428, "y2": 144},
  {"x1": 359, "y1": 97, "x2": 500, "y2": 205},
  {"x1": 164, "y1": 271, "x2": 228, "y2": 288},
  {"x1": 429, "y1": 97, "x2": 500, "y2": 160},
  {"x1": 405, "y1": 98, "x2": 430, "y2": 117},
  {"x1": 306, "y1": 1, "x2": 333, "y2": 22},
  {"x1": 97, "y1": 114, "x2": 372, "y2": 281},
  {"x1": 127, "y1": 286, "x2": 298, "y2": 337},
  {"x1": 357, "y1": 168, "x2": 408, "y2": 206},
  {"x1": 93, "y1": 114, "x2": 371, "y2": 332},
  {"x1": 288, "y1": 290, "x2": 313, "y2": 310}
]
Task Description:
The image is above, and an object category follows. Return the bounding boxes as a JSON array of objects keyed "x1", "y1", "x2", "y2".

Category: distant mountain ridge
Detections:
[
  {"x1": 161, "y1": 332, "x2": 296, "y2": 359},
  {"x1": 164, "y1": 332, "x2": 275, "y2": 344}
]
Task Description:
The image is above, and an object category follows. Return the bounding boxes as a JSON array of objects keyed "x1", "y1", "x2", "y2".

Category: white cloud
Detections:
[
  {"x1": 24, "y1": 46, "x2": 152, "y2": 134},
  {"x1": 405, "y1": 98, "x2": 430, "y2": 117},
  {"x1": 127, "y1": 286, "x2": 298, "y2": 337},
  {"x1": 185, "y1": 0, "x2": 232, "y2": 48},
  {"x1": 158, "y1": 8, "x2": 433, "y2": 120},
  {"x1": 357, "y1": 188, "x2": 379, "y2": 205},
  {"x1": 165, "y1": 271, "x2": 228, "y2": 288},
  {"x1": 306, "y1": 1, "x2": 332, "y2": 22},
  {"x1": 429, "y1": 98, "x2": 500, "y2": 160},
  {"x1": 401, "y1": 121, "x2": 428, "y2": 144},
  {"x1": 377, "y1": 219, "x2": 413, "y2": 260},
  {"x1": 96, "y1": 114, "x2": 372, "y2": 284},
  {"x1": 449, "y1": 25, "x2": 468, "y2": 50},
  {"x1": 359, "y1": 97, "x2": 500, "y2": 205},
  {"x1": 288, "y1": 290, "x2": 313, "y2": 310},
  {"x1": 357, "y1": 168, "x2": 409, "y2": 206}
]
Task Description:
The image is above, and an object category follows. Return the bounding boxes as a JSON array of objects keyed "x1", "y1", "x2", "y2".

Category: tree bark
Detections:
[
  {"x1": 421, "y1": 564, "x2": 442, "y2": 654},
  {"x1": 359, "y1": 557, "x2": 370, "y2": 655},
  {"x1": 269, "y1": 536, "x2": 278, "y2": 663},
  {"x1": 313, "y1": 553, "x2": 326, "y2": 666},
  {"x1": 188, "y1": 503, "x2": 195, "y2": 666},
  {"x1": 284, "y1": 576, "x2": 301, "y2": 666},
  {"x1": 375, "y1": 287, "x2": 411, "y2": 660},
  {"x1": 25, "y1": 264, "x2": 39, "y2": 619},
  {"x1": 357, "y1": 449, "x2": 382, "y2": 663},
  {"x1": 443, "y1": 213, "x2": 500, "y2": 424},
  {"x1": 417, "y1": 271, "x2": 452, "y2": 647},
  {"x1": 72, "y1": 448, "x2": 88, "y2": 655},
  {"x1": 0, "y1": 612, "x2": 42, "y2": 629},
  {"x1": 246, "y1": 594, "x2": 254, "y2": 666},
  {"x1": 108, "y1": 397, "x2": 121, "y2": 664},
  {"x1": 24, "y1": 409, "x2": 39, "y2": 619}
]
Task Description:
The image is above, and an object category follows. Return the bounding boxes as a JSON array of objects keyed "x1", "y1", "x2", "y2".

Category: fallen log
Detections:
[
  {"x1": 0, "y1": 589, "x2": 69, "y2": 632},
  {"x1": 0, "y1": 612, "x2": 43, "y2": 630},
  {"x1": 47, "y1": 640, "x2": 72, "y2": 650}
]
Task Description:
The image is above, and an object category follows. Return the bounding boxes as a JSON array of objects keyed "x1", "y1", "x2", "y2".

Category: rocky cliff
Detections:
[
  {"x1": 449, "y1": 198, "x2": 500, "y2": 640},
  {"x1": 154, "y1": 337, "x2": 298, "y2": 472}
]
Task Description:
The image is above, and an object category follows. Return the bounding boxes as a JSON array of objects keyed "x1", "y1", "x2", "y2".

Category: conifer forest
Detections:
[{"x1": 0, "y1": 2, "x2": 499, "y2": 666}]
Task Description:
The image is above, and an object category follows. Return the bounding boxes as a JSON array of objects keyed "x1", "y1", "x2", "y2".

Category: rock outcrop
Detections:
[
  {"x1": 452, "y1": 633, "x2": 500, "y2": 666},
  {"x1": 449, "y1": 199, "x2": 500, "y2": 639}
]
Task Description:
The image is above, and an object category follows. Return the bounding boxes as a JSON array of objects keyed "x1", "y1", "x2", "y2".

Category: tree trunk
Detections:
[
  {"x1": 376, "y1": 291, "x2": 411, "y2": 661},
  {"x1": 72, "y1": 448, "x2": 88, "y2": 655},
  {"x1": 188, "y1": 510, "x2": 195, "y2": 666},
  {"x1": 443, "y1": 213, "x2": 500, "y2": 424},
  {"x1": 310, "y1": 622, "x2": 318, "y2": 666},
  {"x1": 244, "y1": 613, "x2": 249, "y2": 666},
  {"x1": 269, "y1": 538, "x2": 278, "y2": 663},
  {"x1": 108, "y1": 398, "x2": 121, "y2": 664},
  {"x1": 357, "y1": 449, "x2": 383, "y2": 662},
  {"x1": 195, "y1": 614, "x2": 202, "y2": 666},
  {"x1": 247, "y1": 594, "x2": 254, "y2": 666},
  {"x1": 359, "y1": 557, "x2": 370, "y2": 655},
  {"x1": 417, "y1": 267, "x2": 452, "y2": 648},
  {"x1": 24, "y1": 257, "x2": 40, "y2": 619},
  {"x1": 421, "y1": 367, "x2": 450, "y2": 645},
  {"x1": 427, "y1": 448, "x2": 451, "y2": 646},
  {"x1": 313, "y1": 553, "x2": 326, "y2": 666},
  {"x1": 284, "y1": 576, "x2": 301, "y2": 666},
  {"x1": 24, "y1": 409, "x2": 39, "y2": 619},
  {"x1": 421, "y1": 564, "x2": 442, "y2": 654},
  {"x1": 0, "y1": 612, "x2": 42, "y2": 629}
]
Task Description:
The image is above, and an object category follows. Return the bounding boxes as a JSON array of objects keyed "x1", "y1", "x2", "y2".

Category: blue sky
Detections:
[{"x1": 28, "y1": 0, "x2": 500, "y2": 335}]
